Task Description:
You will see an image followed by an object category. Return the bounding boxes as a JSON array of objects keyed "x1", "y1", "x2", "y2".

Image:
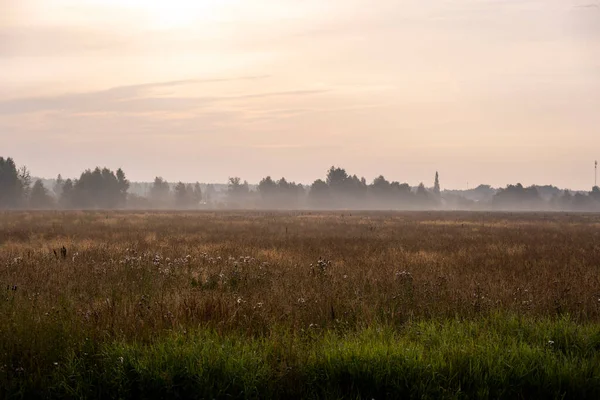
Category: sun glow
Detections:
[
  {"x1": 148, "y1": 1, "x2": 231, "y2": 28},
  {"x1": 102, "y1": 0, "x2": 238, "y2": 29}
]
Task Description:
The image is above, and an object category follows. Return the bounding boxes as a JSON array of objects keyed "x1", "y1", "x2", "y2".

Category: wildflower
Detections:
[
  {"x1": 548, "y1": 340, "x2": 555, "y2": 346},
  {"x1": 298, "y1": 298, "x2": 306, "y2": 304}
]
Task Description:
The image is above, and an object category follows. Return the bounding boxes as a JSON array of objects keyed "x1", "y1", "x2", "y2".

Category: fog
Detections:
[
  {"x1": 2, "y1": 157, "x2": 600, "y2": 211},
  {"x1": 1, "y1": 0, "x2": 599, "y2": 190}
]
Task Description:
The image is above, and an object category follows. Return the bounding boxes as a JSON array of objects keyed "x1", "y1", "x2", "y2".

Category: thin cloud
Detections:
[
  {"x1": 249, "y1": 143, "x2": 341, "y2": 150},
  {"x1": 228, "y1": 89, "x2": 328, "y2": 100},
  {"x1": 1, "y1": 76, "x2": 329, "y2": 115}
]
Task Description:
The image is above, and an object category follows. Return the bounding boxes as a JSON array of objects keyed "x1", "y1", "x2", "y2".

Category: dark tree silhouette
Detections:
[
  {"x1": 258, "y1": 176, "x2": 278, "y2": 207},
  {"x1": 59, "y1": 179, "x2": 74, "y2": 209},
  {"x1": 66, "y1": 167, "x2": 126, "y2": 209},
  {"x1": 116, "y1": 168, "x2": 130, "y2": 207},
  {"x1": 493, "y1": 184, "x2": 543, "y2": 210},
  {"x1": 308, "y1": 179, "x2": 330, "y2": 208},
  {"x1": 0, "y1": 157, "x2": 24, "y2": 208},
  {"x1": 30, "y1": 180, "x2": 54, "y2": 209}
]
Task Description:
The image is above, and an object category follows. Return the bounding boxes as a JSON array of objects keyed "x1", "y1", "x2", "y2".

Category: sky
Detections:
[{"x1": 1, "y1": 0, "x2": 599, "y2": 189}]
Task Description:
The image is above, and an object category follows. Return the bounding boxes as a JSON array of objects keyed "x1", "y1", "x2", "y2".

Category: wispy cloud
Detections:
[{"x1": 0, "y1": 76, "x2": 331, "y2": 115}]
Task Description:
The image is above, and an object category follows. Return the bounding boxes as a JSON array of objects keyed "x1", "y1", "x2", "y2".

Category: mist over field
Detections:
[{"x1": 3, "y1": 158, "x2": 600, "y2": 210}]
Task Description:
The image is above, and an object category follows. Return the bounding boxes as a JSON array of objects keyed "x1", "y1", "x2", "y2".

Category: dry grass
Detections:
[
  {"x1": 2, "y1": 211, "x2": 600, "y2": 398},
  {"x1": 2, "y1": 211, "x2": 600, "y2": 340}
]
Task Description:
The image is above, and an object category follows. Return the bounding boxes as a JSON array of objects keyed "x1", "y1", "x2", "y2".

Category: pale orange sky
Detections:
[{"x1": 1, "y1": 0, "x2": 599, "y2": 189}]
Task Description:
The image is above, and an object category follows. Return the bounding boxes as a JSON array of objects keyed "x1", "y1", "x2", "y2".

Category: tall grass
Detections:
[
  {"x1": 4, "y1": 316, "x2": 600, "y2": 399},
  {"x1": 1, "y1": 211, "x2": 600, "y2": 398}
]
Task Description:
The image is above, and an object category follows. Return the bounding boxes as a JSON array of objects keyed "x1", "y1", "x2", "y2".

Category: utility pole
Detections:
[{"x1": 595, "y1": 160, "x2": 598, "y2": 188}]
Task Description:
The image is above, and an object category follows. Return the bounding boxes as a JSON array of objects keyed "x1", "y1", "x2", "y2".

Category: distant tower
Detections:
[{"x1": 596, "y1": 160, "x2": 598, "y2": 188}]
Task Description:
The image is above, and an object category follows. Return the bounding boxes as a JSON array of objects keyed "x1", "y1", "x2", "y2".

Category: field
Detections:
[{"x1": 1, "y1": 211, "x2": 600, "y2": 399}]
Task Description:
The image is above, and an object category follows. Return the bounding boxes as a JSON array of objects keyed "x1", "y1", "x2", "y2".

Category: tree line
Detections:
[{"x1": 2, "y1": 156, "x2": 600, "y2": 211}]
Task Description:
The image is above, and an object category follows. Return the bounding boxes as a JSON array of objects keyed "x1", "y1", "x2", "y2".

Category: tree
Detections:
[
  {"x1": 116, "y1": 168, "x2": 129, "y2": 207},
  {"x1": 278, "y1": 178, "x2": 306, "y2": 209},
  {"x1": 227, "y1": 177, "x2": 250, "y2": 208},
  {"x1": 149, "y1": 177, "x2": 171, "y2": 208},
  {"x1": 556, "y1": 189, "x2": 573, "y2": 211},
  {"x1": 326, "y1": 166, "x2": 348, "y2": 188},
  {"x1": 59, "y1": 179, "x2": 74, "y2": 208},
  {"x1": 433, "y1": 171, "x2": 441, "y2": 196},
  {"x1": 18, "y1": 166, "x2": 32, "y2": 201},
  {"x1": 174, "y1": 182, "x2": 191, "y2": 208},
  {"x1": 591, "y1": 186, "x2": 600, "y2": 200},
  {"x1": 204, "y1": 184, "x2": 216, "y2": 205},
  {"x1": 492, "y1": 183, "x2": 543, "y2": 210},
  {"x1": 30, "y1": 180, "x2": 54, "y2": 209},
  {"x1": 258, "y1": 176, "x2": 278, "y2": 207},
  {"x1": 324, "y1": 166, "x2": 369, "y2": 208},
  {"x1": 53, "y1": 174, "x2": 64, "y2": 198},
  {"x1": 68, "y1": 167, "x2": 123, "y2": 209},
  {"x1": 0, "y1": 157, "x2": 22, "y2": 208},
  {"x1": 369, "y1": 175, "x2": 392, "y2": 208},
  {"x1": 0, "y1": 157, "x2": 29, "y2": 208},
  {"x1": 345, "y1": 174, "x2": 368, "y2": 207},
  {"x1": 371, "y1": 175, "x2": 390, "y2": 192},
  {"x1": 416, "y1": 183, "x2": 428, "y2": 197},
  {"x1": 192, "y1": 182, "x2": 203, "y2": 205},
  {"x1": 308, "y1": 179, "x2": 330, "y2": 208}
]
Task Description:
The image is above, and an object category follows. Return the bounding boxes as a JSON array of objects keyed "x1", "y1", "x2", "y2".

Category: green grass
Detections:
[{"x1": 3, "y1": 314, "x2": 600, "y2": 399}]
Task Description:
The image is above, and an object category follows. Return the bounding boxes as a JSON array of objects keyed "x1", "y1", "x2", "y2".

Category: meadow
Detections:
[{"x1": 1, "y1": 211, "x2": 600, "y2": 399}]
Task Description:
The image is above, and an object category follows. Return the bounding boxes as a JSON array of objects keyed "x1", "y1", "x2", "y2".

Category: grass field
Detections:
[{"x1": 1, "y1": 211, "x2": 600, "y2": 398}]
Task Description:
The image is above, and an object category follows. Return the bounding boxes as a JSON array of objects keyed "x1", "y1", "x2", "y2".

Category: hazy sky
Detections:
[{"x1": 1, "y1": 0, "x2": 599, "y2": 189}]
